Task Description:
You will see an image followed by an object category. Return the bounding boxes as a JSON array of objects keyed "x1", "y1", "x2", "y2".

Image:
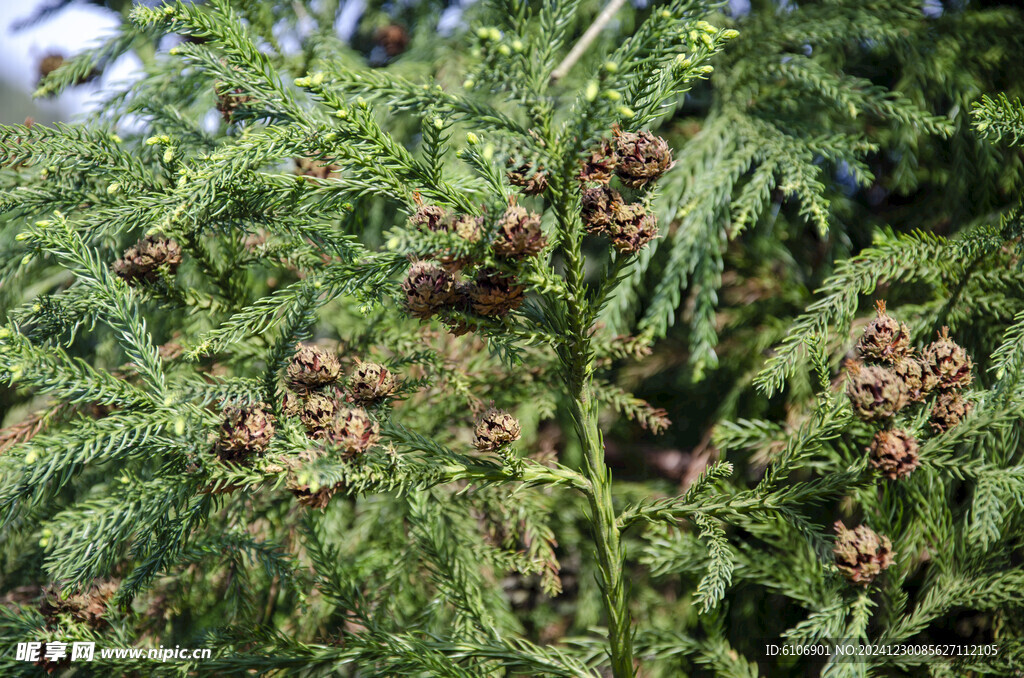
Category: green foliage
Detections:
[{"x1": 1, "y1": 0, "x2": 1024, "y2": 677}]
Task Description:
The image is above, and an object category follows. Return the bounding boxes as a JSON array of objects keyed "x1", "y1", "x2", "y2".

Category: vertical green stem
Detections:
[
  {"x1": 573, "y1": 390, "x2": 635, "y2": 678},
  {"x1": 549, "y1": 167, "x2": 636, "y2": 676}
]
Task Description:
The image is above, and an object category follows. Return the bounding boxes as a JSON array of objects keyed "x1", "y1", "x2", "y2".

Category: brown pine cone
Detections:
[
  {"x1": 326, "y1": 407, "x2": 380, "y2": 456},
  {"x1": 507, "y1": 160, "x2": 549, "y2": 195},
  {"x1": 216, "y1": 404, "x2": 276, "y2": 462},
  {"x1": 578, "y1": 139, "x2": 617, "y2": 184},
  {"x1": 868, "y1": 429, "x2": 920, "y2": 480},
  {"x1": 349, "y1": 362, "x2": 397, "y2": 403},
  {"x1": 493, "y1": 205, "x2": 546, "y2": 259},
  {"x1": 857, "y1": 301, "x2": 911, "y2": 363},
  {"x1": 845, "y1": 362, "x2": 908, "y2": 421},
  {"x1": 921, "y1": 327, "x2": 973, "y2": 391},
  {"x1": 833, "y1": 521, "x2": 895, "y2": 586},
  {"x1": 402, "y1": 261, "x2": 456, "y2": 320},
  {"x1": 300, "y1": 393, "x2": 339, "y2": 438},
  {"x1": 474, "y1": 408, "x2": 522, "y2": 451},
  {"x1": 930, "y1": 391, "x2": 972, "y2": 433},
  {"x1": 608, "y1": 202, "x2": 659, "y2": 254},
  {"x1": 287, "y1": 344, "x2": 342, "y2": 392},
  {"x1": 468, "y1": 271, "x2": 525, "y2": 317},
  {"x1": 581, "y1": 185, "x2": 622, "y2": 235},
  {"x1": 112, "y1": 235, "x2": 182, "y2": 285},
  {"x1": 613, "y1": 127, "x2": 673, "y2": 188},
  {"x1": 893, "y1": 356, "x2": 931, "y2": 402}
]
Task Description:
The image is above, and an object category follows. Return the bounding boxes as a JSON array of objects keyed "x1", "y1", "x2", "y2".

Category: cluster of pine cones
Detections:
[
  {"x1": 579, "y1": 125, "x2": 673, "y2": 254},
  {"x1": 401, "y1": 201, "x2": 545, "y2": 334},
  {"x1": 212, "y1": 343, "x2": 397, "y2": 508},
  {"x1": 845, "y1": 301, "x2": 974, "y2": 481},
  {"x1": 112, "y1": 235, "x2": 182, "y2": 286}
]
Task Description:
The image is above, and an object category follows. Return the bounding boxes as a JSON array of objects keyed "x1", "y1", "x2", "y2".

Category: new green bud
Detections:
[
  {"x1": 603, "y1": 60, "x2": 619, "y2": 73},
  {"x1": 585, "y1": 80, "x2": 600, "y2": 102},
  {"x1": 617, "y1": 106, "x2": 636, "y2": 119},
  {"x1": 497, "y1": 44, "x2": 511, "y2": 56},
  {"x1": 466, "y1": 132, "x2": 480, "y2": 145},
  {"x1": 603, "y1": 90, "x2": 622, "y2": 101},
  {"x1": 722, "y1": 29, "x2": 740, "y2": 39}
]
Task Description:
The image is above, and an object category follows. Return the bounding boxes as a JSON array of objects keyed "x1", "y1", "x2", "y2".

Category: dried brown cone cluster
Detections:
[
  {"x1": 287, "y1": 344, "x2": 342, "y2": 393},
  {"x1": 409, "y1": 205, "x2": 484, "y2": 272},
  {"x1": 474, "y1": 409, "x2": 522, "y2": 452},
  {"x1": 326, "y1": 406, "x2": 381, "y2": 457},
  {"x1": 585, "y1": 187, "x2": 655, "y2": 253},
  {"x1": 845, "y1": 362, "x2": 908, "y2": 422},
  {"x1": 40, "y1": 581, "x2": 117, "y2": 628},
  {"x1": 403, "y1": 201, "x2": 540, "y2": 332},
  {"x1": 215, "y1": 83, "x2": 253, "y2": 122},
  {"x1": 869, "y1": 429, "x2": 920, "y2": 480},
  {"x1": 295, "y1": 157, "x2": 340, "y2": 180},
  {"x1": 832, "y1": 521, "x2": 895, "y2": 586},
  {"x1": 216, "y1": 404, "x2": 276, "y2": 463},
  {"x1": 493, "y1": 205, "x2": 547, "y2": 259},
  {"x1": 349, "y1": 362, "x2": 397, "y2": 403},
  {"x1": 577, "y1": 127, "x2": 669, "y2": 254},
  {"x1": 112, "y1": 235, "x2": 182, "y2": 285},
  {"x1": 506, "y1": 160, "x2": 549, "y2": 196}
]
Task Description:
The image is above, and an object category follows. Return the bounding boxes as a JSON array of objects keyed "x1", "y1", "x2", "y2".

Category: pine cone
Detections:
[
  {"x1": 282, "y1": 390, "x2": 304, "y2": 417},
  {"x1": 857, "y1": 301, "x2": 911, "y2": 363},
  {"x1": 402, "y1": 261, "x2": 456, "y2": 320},
  {"x1": 300, "y1": 393, "x2": 338, "y2": 438},
  {"x1": 112, "y1": 235, "x2": 182, "y2": 285},
  {"x1": 433, "y1": 213, "x2": 484, "y2": 272},
  {"x1": 578, "y1": 139, "x2": 617, "y2": 184},
  {"x1": 468, "y1": 271, "x2": 525, "y2": 317},
  {"x1": 474, "y1": 409, "x2": 522, "y2": 451},
  {"x1": 349, "y1": 362, "x2": 397, "y2": 403},
  {"x1": 40, "y1": 581, "x2": 117, "y2": 629},
  {"x1": 832, "y1": 521, "x2": 895, "y2": 586},
  {"x1": 893, "y1": 356, "x2": 932, "y2": 402},
  {"x1": 608, "y1": 202, "x2": 659, "y2": 254},
  {"x1": 289, "y1": 478, "x2": 344, "y2": 509},
  {"x1": 326, "y1": 407, "x2": 380, "y2": 456},
  {"x1": 447, "y1": 214, "x2": 484, "y2": 243},
  {"x1": 214, "y1": 84, "x2": 253, "y2": 122},
  {"x1": 581, "y1": 186, "x2": 622, "y2": 235},
  {"x1": 374, "y1": 24, "x2": 410, "y2": 57},
  {"x1": 493, "y1": 205, "x2": 546, "y2": 259},
  {"x1": 845, "y1": 363, "x2": 908, "y2": 421},
  {"x1": 287, "y1": 344, "x2": 342, "y2": 391},
  {"x1": 507, "y1": 161, "x2": 549, "y2": 195},
  {"x1": 295, "y1": 157, "x2": 340, "y2": 180},
  {"x1": 409, "y1": 204, "x2": 451, "y2": 232},
  {"x1": 217, "y1": 405, "x2": 276, "y2": 462},
  {"x1": 930, "y1": 391, "x2": 972, "y2": 433},
  {"x1": 921, "y1": 327, "x2": 973, "y2": 391},
  {"x1": 613, "y1": 128, "x2": 673, "y2": 189},
  {"x1": 868, "y1": 429, "x2": 920, "y2": 480}
]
